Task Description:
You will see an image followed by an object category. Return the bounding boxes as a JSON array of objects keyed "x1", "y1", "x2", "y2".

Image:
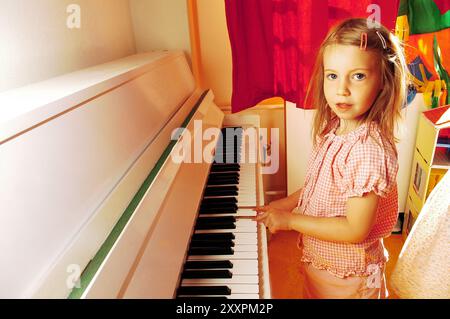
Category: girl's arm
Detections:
[
  {"x1": 256, "y1": 191, "x2": 379, "y2": 244},
  {"x1": 255, "y1": 188, "x2": 303, "y2": 212}
]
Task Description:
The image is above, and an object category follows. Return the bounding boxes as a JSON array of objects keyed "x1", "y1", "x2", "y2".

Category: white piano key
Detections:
[
  {"x1": 230, "y1": 237, "x2": 260, "y2": 245},
  {"x1": 238, "y1": 201, "x2": 257, "y2": 207},
  {"x1": 237, "y1": 209, "x2": 257, "y2": 217},
  {"x1": 224, "y1": 237, "x2": 257, "y2": 245},
  {"x1": 229, "y1": 260, "x2": 259, "y2": 275},
  {"x1": 231, "y1": 244, "x2": 257, "y2": 252},
  {"x1": 238, "y1": 194, "x2": 257, "y2": 199},
  {"x1": 235, "y1": 237, "x2": 257, "y2": 245},
  {"x1": 226, "y1": 232, "x2": 257, "y2": 240},
  {"x1": 236, "y1": 219, "x2": 256, "y2": 225},
  {"x1": 182, "y1": 275, "x2": 259, "y2": 285}
]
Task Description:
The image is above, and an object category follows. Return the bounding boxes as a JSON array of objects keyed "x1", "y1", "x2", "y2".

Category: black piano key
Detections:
[
  {"x1": 196, "y1": 216, "x2": 236, "y2": 224},
  {"x1": 184, "y1": 260, "x2": 233, "y2": 269},
  {"x1": 192, "y1": 233, "x2": 235, "y2": 241},
  {"x1": 188, "y1": 247, "x2": 234, "y2": 255},
  {"x1": 177, "y1": 286, "x2": 231, "y2": 296},
  {"x1": 210, "y1": 166, "x2": 240, "y2": 173},
  {"x1": 200, "y1": 201, "x2": 238, "y2": 209},
  {"x1": 198, "y1": 207, "x2": 237, "y2": 215},
  {"x1": 210, "y1": 169, "x2": 239, "y2": 174},
  {"x1": 194, "y1": 222, "x2": 236, "y2": 230},
  {"x1": 200, "y1": 204, "x2": 238, "y2": 211},
  {"x1": 200, "y1": 202, "x2": 238, "y2": 208},
  {"x1": 182, "y1": 270, "x2": 232, "y2": 279},
  {"x1": 208, "y1": 172, "x2": 240, "y2": 180},
  {"x1": 207, "y1": 185, "x2": 238, "y2": 191},
  {"x1": 212, "y1": 162, "x2": 240, "y2": 167},
  {"x1": 203, "y1": 190, "x2": 238, "y2": 197},
  {"x1": 207, "y1": 178, "x2": 239, "y2": 185},
  {"x1": 204, "y1": 186, "x2": 238, "y2": 197},
  {"x1": 208, "y1": 174, "x2": 240, "y2": 180},
  {"x1": 201, "y1": 197, "x2": 237, "y2": 205},
  {"x1": 200, "y1": 204, "x2": 238, "y2": 210},
  {"x1": 208, "y1": 174, "x2": 239, "y2": 180},
  {"x1": 207, "y1": 178, "x2": 239, "y2": 186},
  {"x1": 190, "y1": 239, "x2": 234, "y2": 248},
  {"x1": 206, "y1": 180, "x2": 239, "y2": 187}
]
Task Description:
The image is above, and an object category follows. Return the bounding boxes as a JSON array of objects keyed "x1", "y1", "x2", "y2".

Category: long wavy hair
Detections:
[{"x1": 304, "y1": 18, "x2": 408, "y2": 152}]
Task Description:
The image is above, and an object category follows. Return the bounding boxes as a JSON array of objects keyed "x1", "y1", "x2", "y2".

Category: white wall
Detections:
[
  {"x1": 129, "y1": 0, "x2": 191, "y2": 59},
  {"x1": 286, "y1": 103, "x2": 315, "y2": 195},
  {"x1": 0, "y1": 0, "x2": 136, "y2": 92}
]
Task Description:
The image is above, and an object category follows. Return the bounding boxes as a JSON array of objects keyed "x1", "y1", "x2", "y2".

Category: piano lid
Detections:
[{"x1": 0, "y1": 51, "x2": 200, "y2": 298}]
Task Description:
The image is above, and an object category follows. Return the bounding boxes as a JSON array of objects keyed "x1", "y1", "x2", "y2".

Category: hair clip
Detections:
[
  {"x1": 360, "y1": 32, "x2": 368, "y2": 50},
  {"x1": 376, "y1": 31, "x2": 387, "y2": 49}
]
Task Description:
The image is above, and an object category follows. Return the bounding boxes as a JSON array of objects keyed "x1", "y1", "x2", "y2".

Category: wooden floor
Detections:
[{"x1": 267, "y1": 230, "x2": 404, "y2": 299}]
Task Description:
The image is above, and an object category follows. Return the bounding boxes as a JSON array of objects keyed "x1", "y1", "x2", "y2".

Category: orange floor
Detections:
[{"x1": 267, "y1": 230, "x2": 404, "y2": 299}]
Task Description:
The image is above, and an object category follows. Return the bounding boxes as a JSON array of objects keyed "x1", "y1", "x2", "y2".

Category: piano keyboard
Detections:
[{"x1": 176, "y1": 126, "x2": 264, "y2": 299}]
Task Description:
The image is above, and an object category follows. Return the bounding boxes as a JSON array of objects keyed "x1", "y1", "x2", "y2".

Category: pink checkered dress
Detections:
[{"x1": 297, "y1": 118, "x2": 399, "y2": 278}]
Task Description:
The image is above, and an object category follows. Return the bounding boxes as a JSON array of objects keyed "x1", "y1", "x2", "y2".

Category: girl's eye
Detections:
[
  {"x1": 326, "y1": 73, "x2": 338, "y2": 80},
  {"x1": 353, "y1": 73, "x2": 366, "y2": 81}
]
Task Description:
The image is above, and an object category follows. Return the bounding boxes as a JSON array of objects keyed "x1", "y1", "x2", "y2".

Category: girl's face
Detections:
[{"x1": 323, "y1": 44, "x2": 382, "y2": 126}]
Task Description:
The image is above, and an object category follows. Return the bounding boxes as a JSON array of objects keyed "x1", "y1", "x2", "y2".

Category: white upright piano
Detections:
[{"x1": 0, "y1": 51, "x2": 271, "y2": 299}]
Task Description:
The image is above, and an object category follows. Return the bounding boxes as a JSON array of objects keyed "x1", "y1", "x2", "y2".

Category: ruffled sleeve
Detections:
[{"x1": 339, "y1": 137, "x2": 398, "y2": 198}]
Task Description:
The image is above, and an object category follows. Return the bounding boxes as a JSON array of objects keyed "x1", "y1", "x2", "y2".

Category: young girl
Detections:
[{"x1": 256, "y1": 18, "x2": 408, "y2": 299}]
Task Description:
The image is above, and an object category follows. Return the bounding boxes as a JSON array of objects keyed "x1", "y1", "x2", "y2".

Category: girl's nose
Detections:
[{"x1": 337, "y1": 81, "x2": 350, "y2": 96}]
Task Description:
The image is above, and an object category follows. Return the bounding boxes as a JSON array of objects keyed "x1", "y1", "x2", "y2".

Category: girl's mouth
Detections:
[{"x1": 336, "y1": 103, "x2": 352, "y2": 110}]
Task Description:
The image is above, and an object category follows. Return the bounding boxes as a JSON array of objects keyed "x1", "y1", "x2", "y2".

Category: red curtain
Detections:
[{"x1": 225, "y1": 0, "x2": 400, "y2": 113}]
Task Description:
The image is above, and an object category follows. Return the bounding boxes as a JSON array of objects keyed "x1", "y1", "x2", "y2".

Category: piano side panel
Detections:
[
  {"x1": 81, "y1": 92, "x2": 224, "y2": 298},
  {"x1": 0, "y1": 52, "x2": 195, "y2": 298},
  {"x1": 122, "y1": 98, "x2": 225, "y2": 298}
]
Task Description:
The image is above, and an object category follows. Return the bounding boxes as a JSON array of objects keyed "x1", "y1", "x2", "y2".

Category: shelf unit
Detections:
[{"x1": 403, "y1": 105, "x2": 450, "y2": 240}]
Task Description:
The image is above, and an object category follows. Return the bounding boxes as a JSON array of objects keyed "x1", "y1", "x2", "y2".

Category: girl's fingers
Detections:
[
  {"x1": 254, "y1": 205, "x2": 269, "y2": 213},
  {"x1": 255, "y1": 211, "x2": 267, "y2": 222}
]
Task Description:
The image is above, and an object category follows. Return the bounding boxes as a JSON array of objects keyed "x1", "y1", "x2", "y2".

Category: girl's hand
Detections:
[
  {"x1": 254, "y1": 205, "x2": 272, "y2": 214},
  {"x1": 254, "y1": 207, "x2": 292, "y2": 234},
  {"x1": 253, "y1": 200, "x2": 285, "y2": 213}
]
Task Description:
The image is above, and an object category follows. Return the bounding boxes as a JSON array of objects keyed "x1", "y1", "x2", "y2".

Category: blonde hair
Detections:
[{"x1": 305, "y1": 18, "x2": 408, "y2": 150}]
